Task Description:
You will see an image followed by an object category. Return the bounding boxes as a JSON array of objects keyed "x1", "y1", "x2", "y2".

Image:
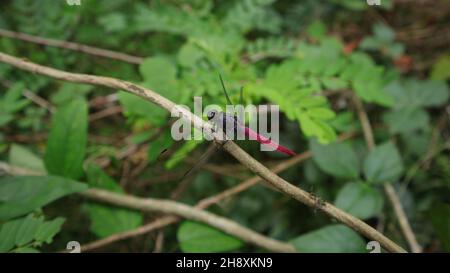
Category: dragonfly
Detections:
[{"x1": 158, "y1": 75, "x2": 296, "y2": 181}]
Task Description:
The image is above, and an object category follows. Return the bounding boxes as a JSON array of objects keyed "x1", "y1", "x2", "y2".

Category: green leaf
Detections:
[
  {"x1": 165, "y1": 140, "x2": 203, "y2": 169},
  {"x1": 0, "y1": 83, "x2": 30, "y2": 114},
  {"x1": 0, "y1": 217, "x2": 19, "y2": 251},
  {"x1": 0, "y1": 214, "x2": 64, "y2": 252},
  {"x1": 118, "y1": 91, "x2": 167, "y2": 126},
  {"x1": 310, "y1": 139, "x2": 360, "y2": 179},
  {"x1": 307, "y1": 21, "x2": 326, "y2": 40},
  {"x1": 97, "y1": 13, "x2": 126, "y2": 33},
  {"x1": 306, "y1": 107, "x2": 336, "y2": 121},
  {"x1": 139, "y1": 56, "x2": 177, "y2": 83},
  {"x1": 383, "y1": 107, "x2": 429, "y2": 134},
  {"x1": 416, "y1": 80, "x2": 449, "y2": 107},
  {"x1": 44, "y1": 99, "x2": 88, "y2": 179},
  {"x1": 178, "y1": 42, "x2": 205, "y2": 67},
  {"x1": 9, "y1": 144, "x2": 46, "y2": 174},
  {"x1": 85, "y1": 165, "x2": 142, "y2": 238},
  {"x1": 321, "y1": 77, "x2": 348, "y2": 90},
  {"x1": 386, "y1": 79, "x2": 449, "y2": 108},
  {"x1": 15, "y1": 214, "x2": 40, "y2": 246},
  {"x1": 373, "y1": 23, "x2": 395, "y2": 42},
  {"x1": 291, "y1": 224, "x2": 366, "y2": 253},
  {"x1": 335, "y1": 182, "x2": 383, "y2": 219},
  {"x1": 428, "y1": 204, "x2": 450, "y2": 252},
  {"x1": 34, "y1": 217, "x2": 65, "y2": 244},
  {"x1": 298, "y1": 112, "x2": 336, "y2": 144},
  {"x1": 177, "y1": 221, "x2": 244, "y2": 253},
  {"x1": 363, "y1": 142, "x2": 404, "y2": 183},
  {"x1": 0, "y1": 175, "x2": 87, "y2": 221}
]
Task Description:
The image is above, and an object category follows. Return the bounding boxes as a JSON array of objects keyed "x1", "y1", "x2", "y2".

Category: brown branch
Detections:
[
  {"x1": 0, "y1": 51, "x2": 406, "y2": 253},
  {"x1": 352, "y1": 95, "x2": 422, "y2": 253},
  {"x1": 0, "y1": 29, "x2": 144, "y2": 64},
  {"x1": 80, "y1": 189, "x2": 296, "y2": 253},
  {"x1": 0, "y1": 77, "x2": 56, "y2": 113},
  {"x1": 89, "y1": 105, "x2": 122, "y2": 122}
]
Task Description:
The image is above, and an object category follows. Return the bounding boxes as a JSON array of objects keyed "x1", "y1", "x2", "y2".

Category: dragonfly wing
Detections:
[{"x1": 178, "y1": 142, "x2": 222, "y2": 182}]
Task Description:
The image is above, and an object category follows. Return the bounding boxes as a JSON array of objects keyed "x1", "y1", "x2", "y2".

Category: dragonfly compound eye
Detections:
[{"x1": 207, "y1": 110, "x2": 216, "y2": 120}]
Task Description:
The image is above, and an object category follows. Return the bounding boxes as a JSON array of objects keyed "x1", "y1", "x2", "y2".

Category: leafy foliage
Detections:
[{"x1": 0, "y1": 213, "x2": 65, "y2": 253}]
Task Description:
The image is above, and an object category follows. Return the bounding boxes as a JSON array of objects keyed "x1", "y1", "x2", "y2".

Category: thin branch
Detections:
[
  {"x1": 352, "y1": 95, "x2": 422, "y2": 253},
  {"x1": 0, "y1": 29, "x2": 144, "y2": 64},
  {"x1": 0, "y1": 77, "x2": 56, "y2": 113},
  {"x1": 82, "y1": 216, "x2": 177, "y2": 252},
  {"x1": 0, "y1": 52, "x2": 406, "y2": 253},
  {"x1": 80, "y1": 189, "x2": 296, "y2": 253},
  {"x1": 89, "y1": 105, "x2": 122, "y2": 122}
]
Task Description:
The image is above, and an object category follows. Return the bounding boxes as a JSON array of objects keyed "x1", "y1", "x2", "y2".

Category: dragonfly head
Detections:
[{"x1": 207, "y1": 109, "x2": 218, "y2": 121}]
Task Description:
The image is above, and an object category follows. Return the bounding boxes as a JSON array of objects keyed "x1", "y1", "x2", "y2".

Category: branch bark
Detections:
[
  {"x1": 0, "y1": 52, "x2": 406, "y2": 253},
  {"x1": 81, "y1": 188, "x2": 296, "y2": 253},
  {"x1": 0, "y1": 29, "x2": 144, "y2": 64},
  {"x1": 352, "y1": 95, "x2": 422, "y2": 253}
]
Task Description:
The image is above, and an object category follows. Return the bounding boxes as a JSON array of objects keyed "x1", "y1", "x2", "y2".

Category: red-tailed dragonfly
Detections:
[{"x1": 159, "y1": 75, "x2": 296, "y2": 181}]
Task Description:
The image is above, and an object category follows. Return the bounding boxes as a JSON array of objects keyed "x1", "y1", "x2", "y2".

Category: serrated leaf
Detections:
[
  {"x1": 177, "y1": 221, "x2": 244, "y2": 253},
  {"x1": 0, "y1": 214, "x2": 65, "y2": 252},
  {"x1": 0, "y1": 176, "x2": 87, "y2": 221},
  {"x1": 15, "y1": 214, "x2": 41, "y2": 246},
  {"x1": 306, "y1": 107, "x2": 336, "y2": 121},
  {"x1": 44, "y1": 99, "x2": 88, "y2": 179},
  {"x1": 335, "y1": 182, "x2": 383, "y2": 219},
  {"x1": 363, "y1": 142, "x2": 404, "y2": 183},
  {"x1": 310, "y1": 139, "x2": 360, "y2": 179},
  {"x1": 291, "y1": 224, "x2": 366, "y2": 253},
  {"x1": 35, "y1": 217, "x2": 65, "y2": 244}
]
